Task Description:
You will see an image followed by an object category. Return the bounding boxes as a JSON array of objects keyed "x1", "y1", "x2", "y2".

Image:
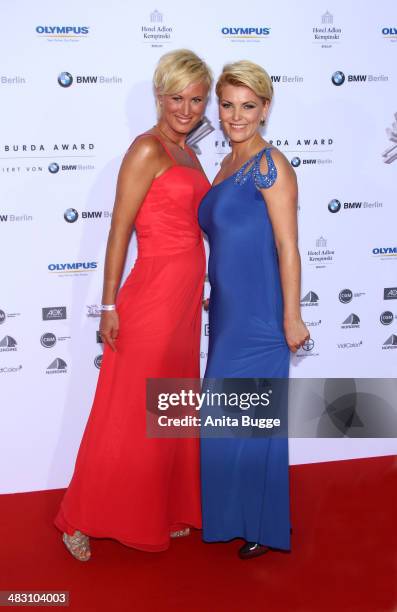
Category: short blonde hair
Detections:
[
  {"x1": 216, "y1": 60, "x2": 273, "y2": 102},
  {"x1": 153, "y1": 49, "x2": 213, "y2": 115}
]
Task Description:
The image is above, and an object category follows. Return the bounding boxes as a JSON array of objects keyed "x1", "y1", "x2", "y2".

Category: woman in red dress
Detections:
[{"x1": 54, "y1": 49, "x2": 212, "y2": 560}]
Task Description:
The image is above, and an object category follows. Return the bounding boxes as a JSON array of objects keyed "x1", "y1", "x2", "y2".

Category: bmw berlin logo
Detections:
[
  {"x1": 332, "y1": 71, "x2": 345, "y2": 86},
  {"x1": 64, "y1": 208, "x2": 79, "y2": 223},
  {"x1": 328, "y1": 199, "x2": 341, "y2": 213},
  {"x1": 58, "y1": 72, "x2": 73, "y2": 87},
  {"x1": 48, "y1": 162, "x2": 59, "y2": 174},
  {"x1": 291, "y1": 157, "x2": 301, "y2": 167}
]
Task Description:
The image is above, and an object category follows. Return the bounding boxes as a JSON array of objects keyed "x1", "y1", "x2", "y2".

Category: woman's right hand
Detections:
[{"x1": 99, "y1": 310, "x2": 119, "y2": 351}]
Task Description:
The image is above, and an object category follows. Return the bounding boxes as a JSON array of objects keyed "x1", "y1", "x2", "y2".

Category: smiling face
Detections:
[
  {"x1": 219, "y1": 83, "x2": 269, "y2": 143},
  {"x1": 158, "y1": 80, "x2": 208, "y2": 135}
]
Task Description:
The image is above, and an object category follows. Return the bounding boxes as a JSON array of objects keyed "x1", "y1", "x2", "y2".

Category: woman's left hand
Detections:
[{"x1": 284, "y1": 318, "x2": 310, "y2": 353}]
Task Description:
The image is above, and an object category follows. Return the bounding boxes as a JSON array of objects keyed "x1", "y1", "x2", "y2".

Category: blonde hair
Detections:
[
  {"x1": 153, "y1": 49, "x2": 213, "y2": 115},
  {"x1": 216, "y1": 60, "x2": 273, "y2": 102}
]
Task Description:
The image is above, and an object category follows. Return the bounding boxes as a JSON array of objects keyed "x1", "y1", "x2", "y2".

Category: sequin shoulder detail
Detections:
[{"x1": 234, "y1": 147, "x2": 277, "y2": 190}]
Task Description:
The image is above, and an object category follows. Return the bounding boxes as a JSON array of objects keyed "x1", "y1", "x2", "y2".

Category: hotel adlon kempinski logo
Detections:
[
  {"x1": 312, "y1": 11, "x2": 342, "y2": 49},
  {"x1": 141, "y1": 10, "x2": 174, "y2": 46}
]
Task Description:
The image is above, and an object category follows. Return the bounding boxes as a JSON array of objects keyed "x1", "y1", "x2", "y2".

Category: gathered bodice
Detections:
[{"x1": 133, "y1": 135, "x2": 210, "y2": 258}]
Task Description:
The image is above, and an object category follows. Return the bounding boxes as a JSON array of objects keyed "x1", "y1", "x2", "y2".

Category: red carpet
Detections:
[{"x1": 0, "y1": 456, "x2": 396, "y2": 611}]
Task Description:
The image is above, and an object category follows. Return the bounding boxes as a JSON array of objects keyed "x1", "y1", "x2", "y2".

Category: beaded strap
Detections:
[{"x1": 234, "y1": 147, "x2": 277, "y2": 190}]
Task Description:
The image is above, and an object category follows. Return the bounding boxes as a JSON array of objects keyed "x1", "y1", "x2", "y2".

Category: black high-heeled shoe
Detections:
[{"x1": 238, "y1": 541, "x2": 270, "y2": 560}]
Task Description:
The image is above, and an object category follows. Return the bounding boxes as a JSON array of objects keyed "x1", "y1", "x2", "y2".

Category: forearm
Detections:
[
  {"x1": 277, "y1": 243, "x2": 302, "y2": 323},
  {"x1": 101, "y1": 225, "x2": 132, "y2": 304}
]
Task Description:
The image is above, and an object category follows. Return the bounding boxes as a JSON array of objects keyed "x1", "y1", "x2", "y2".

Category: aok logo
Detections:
[{"x1": 42, "y1": 307, "x2": 67, "y2": 320}]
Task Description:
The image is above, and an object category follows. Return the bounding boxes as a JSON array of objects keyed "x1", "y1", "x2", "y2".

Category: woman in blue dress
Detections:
[{"x1": 199, "y1": 61, "x2": 309, "y2": 559}]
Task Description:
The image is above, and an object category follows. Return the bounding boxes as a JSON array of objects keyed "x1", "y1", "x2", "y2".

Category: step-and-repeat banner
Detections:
[{"x1": 1, "y1": 0, "x2": 396, "y2": 492}]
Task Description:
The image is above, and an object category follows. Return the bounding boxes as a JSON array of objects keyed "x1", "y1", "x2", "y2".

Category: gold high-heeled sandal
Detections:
[
  {"x1": 62, "y1": 530, "x2": 91, "y2": 561},
  {"x1": 170, "y1": 528, "x2": 190, "y2": 538}
]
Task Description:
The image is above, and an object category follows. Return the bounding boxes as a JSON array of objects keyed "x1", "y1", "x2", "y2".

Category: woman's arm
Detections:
[
  {"x1": 99, "y1": 137, "x2": 163, "y2": 350},
  {"x1": 259, "y1": 149, "x2": 310, "y2": 352}
]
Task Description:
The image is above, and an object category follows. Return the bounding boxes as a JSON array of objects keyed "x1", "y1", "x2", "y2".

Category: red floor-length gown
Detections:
[{"x1": 54, "y1": 134, "x2": 210, "y2": 551}]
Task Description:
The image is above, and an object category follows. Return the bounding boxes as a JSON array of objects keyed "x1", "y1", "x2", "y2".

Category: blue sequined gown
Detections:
[{"x1": 198, "y1": 146, "x2": 291, "y2": 550}]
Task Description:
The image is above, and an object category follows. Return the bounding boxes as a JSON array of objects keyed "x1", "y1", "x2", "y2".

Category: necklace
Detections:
[{"x1": 157, "y1": 125, "x2": 186, "y2": 151}]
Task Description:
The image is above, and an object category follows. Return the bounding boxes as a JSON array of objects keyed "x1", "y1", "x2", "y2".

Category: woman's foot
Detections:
[
  {"x1": 170, "y1": 527, "x2": 190, "y2": 538},
  {"x1": 238, "y1": 541, "x2": 270, "y2": 560},
  {"x1": 62, "y1": 530, "x2": 91, "y2": 561}
]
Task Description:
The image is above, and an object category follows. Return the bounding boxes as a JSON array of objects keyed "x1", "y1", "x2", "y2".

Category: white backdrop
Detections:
[{"x1": 0, "y1": 0, "x2": 396, "y2": 493}]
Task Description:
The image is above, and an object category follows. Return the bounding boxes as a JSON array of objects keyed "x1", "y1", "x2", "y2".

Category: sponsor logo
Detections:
[
  {"x1": 328, "y1": 199, "x2": 341, "y2": 213},
  {"x1": 372, "y1": 247, "x2": 397, "y2": 259},
  {"x1": 313, "y1": 11, "x2": 342, "y2": 48},
  {"x1": 291, "y1": 157, "x2": 301, "y2": 167},
  {"x1": 382, "y1": 27, "x2": 397, "y2": 42},
  {"x1": 0, "y1": 213, "x2": 33, "y2": 222},
  {"x1": 40, "y1": 333, "x2": 56, "y2": 348},
  {"x1": 0, "y1": 76, "x2": 26, "y2": 85},
  {"x1": 94, "y1": 354, "x2": 103, "y2": 369},
  {"x1": 141, "y1": 11, "x2": 173, "y2": 46},
  {"x1": 48, "y1": 262, "x2": 98, "y2": 276},
  {"x1": 331, "y1": 71, "x2": 345, "y2": 86},
  {"x1": 380, "y1": 311, "x2": 394, "y2": 325},
  {"x1": 57, "y1": 72, "x2": 122, "y2": 87},
  {"x1": 36, "y1": 25, "x2": 90, "y2": 42},
  {"x1": 46, "y1": 358, "x2": 67, "y2": 373},
  {"x1": 384, "y1": 287, "x2": 397, "y2": 300},
  {"x1": 332, "y1": 71, "x2": 389, "y2": 85},
  {"x1": 221, "y1": 26, "x2": 271, "y2": 41},
  {"x1": 302, "y1": 339, "x2": 314, "y2": 351},
  {"x1": 42, "y1": 307, "x2": 67, "y2": 320},
  {"x1": 49, "y1": 162, "x2": 95, "y2": 173},
  {"x1": 63, "y1": 208, "x2": 111, "y2": 222},
  {"x1": 296, "y1": 338, "x2": 319, "y2": 358},
  {"x1": 0, "y1": 310, "x2": 5, "y2": 324},
  {"x1": 307, "y1": 236, "x2": 335, "y2": 268},
  {"x1": 382, "y1": 334, "x2": 397, "y2": 349},
  {"x1": 48, "y1": 163, "x2": 59, "y2": 173},
  {"x1": 382, "y1": 113, "x2": 397, "y2": 164},
  {"x1": 301, "y1": 291, "x2": 319, "y2": 307},
  {"x1": 58, "y1": 72, "x2": 73, "y2": 87},
  {"x1": 339, "y1": 289, "x2": 353, "y2": 304},
  {"x1": 86, "y1": 305, "x2": 102, "y2": 318},
  {"x1": 341, "y1": 313, "x2": 360, "y2": 328},
  {"x1": 204, "y1": 323, "x2": 209, "y2": 336},
  {"x1": 304, "y1": 319, "x2": 321, "y2": 327},
  {"x1": 337, "y1": 340, "x2": 363, "y2": 349},
  {"x1": 271, "y1": 75, "x2": 304, "y2": 84},
  {"x1": 64, "y1": 208, "x2": 78, "y2": 223},
  {"x1": 0, "y1": 335, "x2": 17, "y2": 351},
  {"x1": 0, "y1": 365, "x2": 22, "y2": 374}
]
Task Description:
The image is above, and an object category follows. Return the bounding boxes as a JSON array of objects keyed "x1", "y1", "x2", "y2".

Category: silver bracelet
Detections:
[{"x1": 101, "y1": 304, "x2": 116, "y2": 311}]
